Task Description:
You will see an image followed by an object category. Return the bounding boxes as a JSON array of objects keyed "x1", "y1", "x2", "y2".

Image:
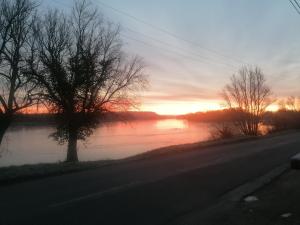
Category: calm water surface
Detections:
[{"x1": 0, "y1": 119, "x2": 214, "y2": 167}]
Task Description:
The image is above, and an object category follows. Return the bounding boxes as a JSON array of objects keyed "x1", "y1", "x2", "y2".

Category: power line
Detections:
[
  {"x1": 44, "y1": 0, "x2": 239, "y2": 70},
  {"x1": 122, "y1": 27, "x2": 238, "y2": 69},
  {"x1": 294, "y1": 0, "x2": 300, "y2": 10},
  {"x1": 121, "y1": 33, "x2": 238, "y2": 71},
  {"x1": 94, "y1": 0, "x2": 247, "y2": 65},
  {"x1": 289, "y1": 0, "x2": 300, "y2": 15}
]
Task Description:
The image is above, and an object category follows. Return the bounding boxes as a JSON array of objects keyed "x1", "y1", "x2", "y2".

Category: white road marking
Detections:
[{"x1": 49, "y1": 181, "x2": 142, "y2": 208}]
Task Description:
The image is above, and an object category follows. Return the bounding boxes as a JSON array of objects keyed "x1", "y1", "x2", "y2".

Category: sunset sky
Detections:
[{"x1": 42, "y1": 0, "x2": 300, "y2": 115}]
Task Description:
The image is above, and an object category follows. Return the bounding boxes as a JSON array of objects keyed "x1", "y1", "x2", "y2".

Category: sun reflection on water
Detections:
[{"x1": 155, "y1": 119, "x2": 188, "y2": 130}]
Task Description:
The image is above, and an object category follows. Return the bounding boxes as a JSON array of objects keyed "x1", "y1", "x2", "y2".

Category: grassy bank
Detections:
[
  {"x1": 0, "y1": 160, "x2": 114, "y2": 185},
  {"x1": 0, "y1": 130, "x2": 297, "y2": 185}
]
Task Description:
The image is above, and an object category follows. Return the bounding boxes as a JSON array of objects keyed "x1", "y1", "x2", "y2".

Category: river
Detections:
[{"x1": 0, "y1": 119, "x2": 215, "y2": 167}]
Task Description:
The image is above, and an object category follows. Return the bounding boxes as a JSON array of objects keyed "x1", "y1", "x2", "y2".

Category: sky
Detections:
[{"x1": 42, "y1": 0, "x2": 300, "y2": 115}]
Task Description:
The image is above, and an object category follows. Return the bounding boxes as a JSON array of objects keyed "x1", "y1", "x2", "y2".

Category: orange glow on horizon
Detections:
[
  {"x1": 20, "y1": 105, "x2": 49, "y2": 114},
  {"x1": 141, "y1": 101, "x2": 223, "y2": 115},
  {"x1": 20, "y1": 101, "x2": 280, "y2": 115},
  {"x1": 142, "y1": 101, "x2": 280, "y2": 115}
]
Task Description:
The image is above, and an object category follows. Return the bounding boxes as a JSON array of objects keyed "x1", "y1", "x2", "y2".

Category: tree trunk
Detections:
[
  {"x1": 0, "y1": 116, "x2": 11, "y2": 146},
  {"x1": 0, "y1": 126, "x2": 7, "y2": 146},
  {"x1": 66, "y1": 127, "x2": 79, "y2": 162}
]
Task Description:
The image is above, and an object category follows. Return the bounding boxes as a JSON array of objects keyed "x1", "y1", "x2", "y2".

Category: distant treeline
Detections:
[
  {"x1": 265, "y1": 110, "x2": 300, "y2": 130},
  {"x1": 177, "y1": 109, "x2": 238, "y2": 122},
  {"x1": 12, "y1": 112, "x2": 172, "y2": 125},
  {"x1": 12, "y1": 110, "x2": 300, "y2": 132},
  {"x1": 179, "y1": 109, "x2": 300, "y2": 131}
]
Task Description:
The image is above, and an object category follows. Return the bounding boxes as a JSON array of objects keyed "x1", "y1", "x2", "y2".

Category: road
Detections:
[{"x1": 0, "y1": 131, "x2": 299, "y2": 225}]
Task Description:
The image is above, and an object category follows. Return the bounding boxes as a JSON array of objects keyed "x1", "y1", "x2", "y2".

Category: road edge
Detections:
[{"x1": 171, "y1": 163, "x2": 290, "y2": 225}]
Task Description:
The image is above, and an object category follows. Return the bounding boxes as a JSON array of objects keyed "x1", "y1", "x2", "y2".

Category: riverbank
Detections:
[{"x1": 0, "y1": 130, "x2": 297, "y2": 185}]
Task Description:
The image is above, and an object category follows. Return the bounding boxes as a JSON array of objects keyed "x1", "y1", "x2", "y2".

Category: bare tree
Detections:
[
  {"x1": 286, "y1": 96, "x2": 300, "y2": 111},
  {"x1": 222, "y1": 66, "x2": 272, "y2": 136},
  {"x1": 0, "y1": 0, "x2": 37, "y2": 145},
  {"x1": 26, "y1": 0, "x2": 147, "y2": 162},
  {"x1": 277, "y1": 96, "x2": 300, "y2": 112}
]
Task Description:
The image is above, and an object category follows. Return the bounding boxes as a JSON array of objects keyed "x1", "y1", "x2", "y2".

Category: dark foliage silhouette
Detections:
[
  {"x1": 0, "y1": 0, "x2": 37, "y2": 146},
  {"x1": 26, "y1": 0, "x2": 147, "y2": 162},
  {"x1": 268, "y1": 96, "x2": 300, "y2": 131}
]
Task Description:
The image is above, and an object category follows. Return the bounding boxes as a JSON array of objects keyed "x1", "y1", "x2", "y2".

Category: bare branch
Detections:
[
  {"x1": 222, "y1": 65, "x2": 272, "y2": 136},
  {"x1": 25, "y1": 0, "x2": 147, "y2": 162}
]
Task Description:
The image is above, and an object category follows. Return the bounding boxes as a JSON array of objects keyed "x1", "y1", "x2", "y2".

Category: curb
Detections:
[
  {"x1": 171, "y1": 163, "x2": 289, "y2": 225},
  {"x1": 291, "y1": 153, "x2": 300, "y2": 169}
]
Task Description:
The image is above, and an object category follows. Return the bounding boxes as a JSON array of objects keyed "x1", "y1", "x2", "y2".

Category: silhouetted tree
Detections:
[
  {"x1": 222, "y1": 66, "x2": 272, "y2": 136},
  {"x1": 272, "y1": 96, "x2": 300, "y2": 131},
  {"x1": 26, "y1": 0, "x2": 147, "y2": 162},
  {"x1": 278, "y1": 96, "x2": 300, "y2": 111},
  {"x1": 210, "y1": 122, "x2": 234, "y2": 140},
  {"x1": 0, "y1": 0, "x2": 37, "y2": 146},
  {"x1": 286, "y1": 96, "x2": 300, "y2": 111}
]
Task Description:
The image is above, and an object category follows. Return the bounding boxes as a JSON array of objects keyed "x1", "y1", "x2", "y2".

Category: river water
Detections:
[{"x1": 0, "y1": 119, "x2": 215, "y2": 167}]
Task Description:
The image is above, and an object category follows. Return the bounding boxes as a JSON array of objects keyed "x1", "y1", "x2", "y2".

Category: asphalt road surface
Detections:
[{"x1": 0, "y1": 131, "x2": 300, "y2": 225}]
